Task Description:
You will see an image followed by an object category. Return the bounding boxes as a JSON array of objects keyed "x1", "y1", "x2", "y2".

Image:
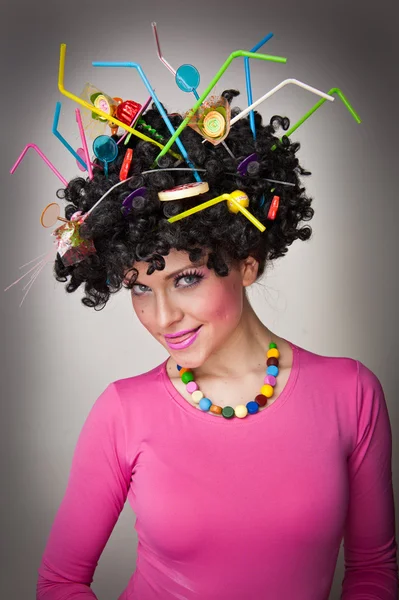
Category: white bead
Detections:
[
  {"x1": 235, "y1": 404, "x2": 248, "y2": 418},
  {"x1": 192, "y1": 390, "x2": 204, "y2": 404}
]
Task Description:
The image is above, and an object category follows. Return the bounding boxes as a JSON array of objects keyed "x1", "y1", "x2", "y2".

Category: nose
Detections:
[{"x1": 155, "y1": 291, "x2": 184, "y2": 332}]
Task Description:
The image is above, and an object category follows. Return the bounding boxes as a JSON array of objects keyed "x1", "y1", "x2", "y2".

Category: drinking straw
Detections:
[
  {"x1": 152, "y1": 22, "x2": 176, "y2": 75},
  {"x1": 167, "y1": 192, "x2": 265, "y2": 232},
  {"x1": 58, "y1": 44, "x2": 182, "y2": 161},
  {"x1": 52, "y1": 102, "x2": 87, "y2": 169},
  {"x1": 230, "y1": 78, "x2": 335, "y2": 125},
  {"x1": 92, "y1": 60, "x2": 202, "y2": 182},
  {"x1": 10, "y1": 143, "x2": 68, "y2": 186},
  {"x1": 75, "y1": 108, "x2": 93, "y2": 179},
  {"x1": 154, "y1": 49, "x2": 287, "y2": 164},
  {"x1": 245, "y1": 33, "x2": 274, "y2": 139},
  {"x1": 270, "y1": 87, "x2": 361, "y2": 151}
]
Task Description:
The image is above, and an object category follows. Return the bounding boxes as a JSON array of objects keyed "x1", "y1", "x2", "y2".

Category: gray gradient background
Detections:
[{"x1": 1, "y1": 0, "x2": 398, "y2": 598}]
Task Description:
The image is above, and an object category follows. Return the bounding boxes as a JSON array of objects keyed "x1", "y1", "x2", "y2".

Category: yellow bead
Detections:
[
  {"x1": 227, "y1": 190, "x2": 249, "y2": 214},
  {"x1": 260, "y1": 384, "x2": 274, "y2": 398},
  {"x1": 266, "y1": 348, "x2": 280, "y2": 359},
  {"x1": 234, "y1": 404, "x2": 248, "y2": 418},
  {"x1": 192, "y1": 390, "x2": 204, "y2": 403}
]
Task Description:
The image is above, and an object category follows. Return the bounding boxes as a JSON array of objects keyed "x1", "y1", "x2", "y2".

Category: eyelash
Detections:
[{"x1": 131, "y1": 269, "x2": 204, "y2": 297}]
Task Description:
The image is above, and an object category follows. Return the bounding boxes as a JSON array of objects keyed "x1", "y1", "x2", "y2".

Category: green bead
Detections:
[
  {"x1": 222, "y1": 406, "x2": 235, "y2": 419},
  {"x1": 181, "y1": 371, "x2": 194, "y2": 384},
  {"x1": 269, "y1": 342, "x2": 277, "y2": 349}
]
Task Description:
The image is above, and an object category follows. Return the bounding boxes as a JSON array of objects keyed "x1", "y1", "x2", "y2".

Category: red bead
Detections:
[
  {"x1": 255, "y1": 394, "x2": 267, "y2": 407},
  {"x1": 267, "y1": 357, "x2": 279, "y2": 367}
]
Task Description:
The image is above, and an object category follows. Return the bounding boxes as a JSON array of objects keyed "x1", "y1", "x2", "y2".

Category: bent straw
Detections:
[
  {"x1": 52, "y1": 102, "x2": 87, "y2": 169},
  {"x1": 231, "y1": 78, "x2": 335, "y2": 125},
  {"x1": 154, "y1": 49, "x2": 287, "y2": 164},
  {"x1": 10, "y1": 144, "x2": 68, "y2": 186},
  {"x1": 245, "y1": 33, "x2": 274, "y2": 139},
  {"x1": 75, "y1": 108, "x2": 93, "y2": 179},
  {"x1": 271, "y1": 87, "x2": 361, "y2": 151},
  {"x1": 167, "y1": 193, "x2": 265, "y2": 232},
  {"x1": 151, "y1": 22, "x2": 176, "y2": 75},
  {"x1": 92, "y1": 60, "x2": 202, "y2": 182},
  {"x1": 58, "y1": 44, "x2": 181, "y2": 161}
]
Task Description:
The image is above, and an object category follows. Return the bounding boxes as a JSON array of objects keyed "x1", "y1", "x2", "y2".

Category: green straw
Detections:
[
  {"x1": 154, "y1": 49, "x2": 287, "y2": 164},
  {"x1": 271, "y1": 88, "x2": 361, "y2": 151}
]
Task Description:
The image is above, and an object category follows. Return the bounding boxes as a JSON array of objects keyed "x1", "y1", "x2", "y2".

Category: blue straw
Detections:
[
  {"x1": 52, "y1": 102, "x2": 87, "y2": 169},
  {"x1": 245, "y1": 33, "x2": 274, "y2": 140},
  {"x1": 92, "y1": 61, "x2": 202, "y2": 182}
]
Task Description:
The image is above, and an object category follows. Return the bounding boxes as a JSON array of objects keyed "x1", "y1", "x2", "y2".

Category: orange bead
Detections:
[
  {"x1": 210, "y1": 405, "x2": 223, "y2": 415},
  {"x1": 179, "y1": 367, "x2": 189, "y2": 376}
]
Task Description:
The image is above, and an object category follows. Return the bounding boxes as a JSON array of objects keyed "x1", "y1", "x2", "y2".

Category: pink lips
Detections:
[{"x1": 165, "y1": 326, "x2": 202, "y2": 350}]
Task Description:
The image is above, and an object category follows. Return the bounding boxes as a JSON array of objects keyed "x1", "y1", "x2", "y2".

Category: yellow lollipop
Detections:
[{"x1": 202, "y1": 110, "x2": 226, "y2": 138}]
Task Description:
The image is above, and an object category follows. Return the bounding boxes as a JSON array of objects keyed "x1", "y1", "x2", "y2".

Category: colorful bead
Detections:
[
  {"x1": 267, "y1": 365, "x2": 279, "y2": 377},
  {"x1": 235, "y1": 405, "x2": 248, "y2": 418},
  {"x1": 267, "y1": 348, "x2": 280, "y2": 359},
  {"x1": 179, "y1": 367, "x2": 189, "y2": 376},
  {"x1": 177, "y1": 365, "x2": 182, "y2": 371},
  {"x1": 264, "y1": 374, "x2": 276, "y2": 386},
  {"x1": 181, "y1": 371, "x2": 194, "y2": 384},
  {"x1": 186, "y1": 381, "x2": 198, "y2": 393},
  {"x1": 222, "y1": 406, "x2": 235, "y2": 419},
  {"x1": 255, "y1": 394, "x2": 267, "y2": 407},
  {"x1": 199, "y1": 397, "x2": 212, "y2": 411},
  {"x1": 269, "y1": 342, "x2": 277, "y2": 349},
  {"x1": 210, "y1": 405, "x2": 223, "y2": 415},
  {"x1": 260, "y1": 384, "x2": 274, "y2": 398},
  {"x1": 247, "y1": 401, "x2": 260, "y2": 414},
  {"x1": 192, "y1": 390, "x2": 204, "y2": 403},
  {"x1": 267, "y1": 357, "x2": 279, "y2": 367}
]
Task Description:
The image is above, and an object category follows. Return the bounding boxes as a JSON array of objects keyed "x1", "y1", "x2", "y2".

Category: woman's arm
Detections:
[
  {"x1": 36, "y1": 383, "x2": 131, "y2": 599},
  {"x1": 341, "y1": 361, "x2": 399, "y2": 599}
]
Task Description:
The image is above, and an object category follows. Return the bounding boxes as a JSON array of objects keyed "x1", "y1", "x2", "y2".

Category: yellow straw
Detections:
[
  {"x1": 57, "y1": 44, "x2": 182, "y2": 161},
  {"x1": 167, "y1": 193, "x2": 265, "y2": 232}
]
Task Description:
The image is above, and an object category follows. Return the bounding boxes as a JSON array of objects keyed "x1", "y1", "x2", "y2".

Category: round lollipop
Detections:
[
  {"x1": 93, "y1": 135, "x2": 118, "y2": 178},
  {"x1": 175, "y1": 64, "x2": 200, "y2": 94},
  {"x1": 40, "y1": 203, "x2": 69, "y2": 228}
]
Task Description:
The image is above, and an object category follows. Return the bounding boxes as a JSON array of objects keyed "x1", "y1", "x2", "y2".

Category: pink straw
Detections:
[
  {"x1": 10, "y1": 144, "x2": 68, "y2": 186},
  {"x1": 75, "y1": 109, "x2": 93, "y2": 180}
]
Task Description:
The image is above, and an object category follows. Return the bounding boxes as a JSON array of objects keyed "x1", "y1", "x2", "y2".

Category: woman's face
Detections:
[{"x1": 128, "y1": 249, "x2": 257, "y2": 368}]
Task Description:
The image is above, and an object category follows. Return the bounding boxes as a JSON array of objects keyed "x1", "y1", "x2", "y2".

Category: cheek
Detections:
[{"x1": 199, "y1": 279, "x2": 243, "y2": 325}]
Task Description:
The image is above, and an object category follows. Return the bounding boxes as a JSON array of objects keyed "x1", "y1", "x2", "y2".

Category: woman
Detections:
[{"x1": 36, "y1": 92, "x2": 398, "y2": 598}]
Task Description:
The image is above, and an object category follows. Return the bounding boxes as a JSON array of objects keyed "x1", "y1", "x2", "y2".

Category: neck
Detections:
[{"x1": 194, "y1": 292, "x2": 275, "y2": 379}]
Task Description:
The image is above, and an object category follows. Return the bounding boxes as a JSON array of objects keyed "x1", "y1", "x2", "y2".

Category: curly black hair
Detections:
[{"x1": 54, "y1": 89, "x2": 314, "y2": 310}]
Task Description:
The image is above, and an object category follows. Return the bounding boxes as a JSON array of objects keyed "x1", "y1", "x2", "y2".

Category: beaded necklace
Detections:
[{"x1": 176, "y1": 341, "x2": 280, "y2": 419}]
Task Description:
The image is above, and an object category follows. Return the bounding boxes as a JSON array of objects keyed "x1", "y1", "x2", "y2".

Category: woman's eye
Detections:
[{"x1": 132, "y1": 284, "x2": 150, "y2": 296}]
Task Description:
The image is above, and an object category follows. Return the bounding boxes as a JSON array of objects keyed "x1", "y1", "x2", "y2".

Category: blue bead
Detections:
[
  {"x1": 199, "y1": 397, "x2": 212, "y2": 411},
  {"x1": 267, "y1": 365, "x2": 279, "y2": 377},
  {"x1": 247, "y1": 401, "x2": 259, "y2": 414},
  {"x1": 177, "y1": 365, "x2": 182, "y2": 371}
]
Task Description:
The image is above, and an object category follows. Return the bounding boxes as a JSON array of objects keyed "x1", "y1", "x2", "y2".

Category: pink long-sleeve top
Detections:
[{"x1": 37, "y1": 341, "x2": 399, "y2": 599}]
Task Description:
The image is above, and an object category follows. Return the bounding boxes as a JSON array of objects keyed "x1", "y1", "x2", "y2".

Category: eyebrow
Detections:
[{"x1": 135, "y1": 263, "x2": 204, "y2": 285}]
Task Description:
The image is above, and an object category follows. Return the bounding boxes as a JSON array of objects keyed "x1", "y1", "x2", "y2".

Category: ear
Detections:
[{"x1": 240, "y1": 256, "x2": 259, "y2": 287}]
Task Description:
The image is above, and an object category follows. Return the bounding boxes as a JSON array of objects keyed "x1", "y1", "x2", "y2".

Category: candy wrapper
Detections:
[
  {"x1": 185, "y1": 95, "x2": 231, "y2": 145},
  {"x1": 52, "y1": 219, "x2": 96, "y2": 267}
]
